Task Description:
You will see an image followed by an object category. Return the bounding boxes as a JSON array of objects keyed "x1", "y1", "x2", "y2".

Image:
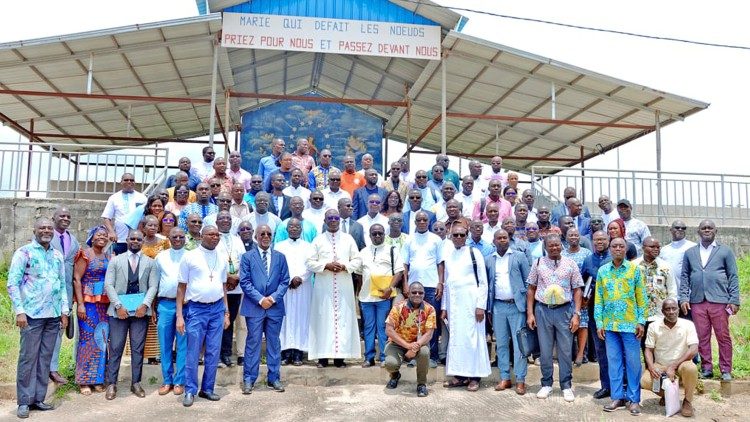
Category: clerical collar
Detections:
[{"x1": 289, "y1": 238, "x2": 300, "y2": 242}]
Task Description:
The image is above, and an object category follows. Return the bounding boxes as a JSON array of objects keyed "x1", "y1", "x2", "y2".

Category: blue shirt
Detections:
[
  {"x1": 178, "y1": 202, "x2": 219, "y2": 230},
  {"x1": 257, "y1": 154, "x2": 280, "y2": 183},
  {"x1": 468, "y1": 238, "x2": 495, "y2": 258},
  {"x1": 165, "y1": 173, "x2": 201, "y2": 191},
  {"x1": 7, "y1": 240, "x2": 68, "y2": 318}
]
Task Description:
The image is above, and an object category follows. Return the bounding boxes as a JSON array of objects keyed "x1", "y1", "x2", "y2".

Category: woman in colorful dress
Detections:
[
  {"x1": 73, "y1": 226, "x2": 111, "y2": 395},
  {"x1": 141, "y1": 215, "x2": 171, "y2": 364}
]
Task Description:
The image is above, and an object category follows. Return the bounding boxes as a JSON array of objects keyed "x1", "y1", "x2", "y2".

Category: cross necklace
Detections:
[{"x1": 203, "y1": 248, "x2": 219, "y2": 281}]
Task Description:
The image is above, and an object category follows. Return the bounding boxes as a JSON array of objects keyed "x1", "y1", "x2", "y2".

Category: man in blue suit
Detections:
[
  {"x1": 401, "y1": 189, "x2": 437, "y2": 235},
  {"x1": 239, "y1": 224, "x2": 290, "y2": 394},
  {"x1": 486, "y1": 229, "x2": 531, "y2": 395}
]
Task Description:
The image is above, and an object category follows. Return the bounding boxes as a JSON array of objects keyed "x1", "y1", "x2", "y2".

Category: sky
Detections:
[{"x1": 1, "y1": 0, "x2": 748, "y2": 181}]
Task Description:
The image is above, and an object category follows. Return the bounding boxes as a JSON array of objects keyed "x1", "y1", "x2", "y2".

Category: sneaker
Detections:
[
  {"x1": 429, "y1": 359, "x2": 438, "y2": 369},
  {"x1": 721, "y1": 372, "x2": 732, "y2": 381},
  {"x1": 562, "y1": 388, "x2": 575, "y2": 402},
  {"x1": 406, "y1": 359, "x2": 416, "y2": 368},
  {"x1": 417, "y1": 384, "x2": 428, "y2": 397},
  {"x1": 536, "y1": 386, "x2": 553, "y2": 399}
]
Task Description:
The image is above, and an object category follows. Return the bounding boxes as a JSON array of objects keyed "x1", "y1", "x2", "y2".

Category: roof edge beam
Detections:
[{"x1": 228, "y1": 91, "x2": 407, "y2": 108}]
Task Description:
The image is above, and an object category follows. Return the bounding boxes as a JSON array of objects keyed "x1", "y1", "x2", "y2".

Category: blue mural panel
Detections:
[{"x1": 241, "y1": 93, "x2": 384, "y2": 174}]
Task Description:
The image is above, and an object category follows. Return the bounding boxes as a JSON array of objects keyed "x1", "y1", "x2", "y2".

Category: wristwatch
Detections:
[
  {"x1": 573, "y1": 310, "x2": 581, "y2": 316},
  {"x1": 114, "y1": 303, "x2": 123, "y2": 311}
]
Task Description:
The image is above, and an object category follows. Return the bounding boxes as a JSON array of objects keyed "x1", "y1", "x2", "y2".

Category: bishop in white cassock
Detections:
[
  {"x1": 442, "y1": 225, "x2": 491, "y2": 390},
  {"x1": 275, "y1": 219, "x2": 314, "y2": 365},
  {"x1": 306, "y1": 209, "x2": 362, "y2": 367}
]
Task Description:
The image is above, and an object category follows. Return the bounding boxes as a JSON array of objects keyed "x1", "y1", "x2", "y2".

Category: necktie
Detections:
[
  {"x1": 129, "y1": 254, "x2": 138, "y2": 272},
  {"x1": 262, "y1": 250, "x2": 269, "y2": 276},
  {"x1": 59, "y1": 234, "x2": 65, "y2": 254},
  {"x1": 201, "y1": 204, "x2": 207, "y2": 219},
  {"x1": 342, "y1": 219, "x2": 348, "y2": 233}
]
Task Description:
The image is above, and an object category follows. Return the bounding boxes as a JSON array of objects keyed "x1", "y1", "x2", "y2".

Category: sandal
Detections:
[
  {"x1": 93, "y1": 385, "x2": 106, "y2": 393},
  {"x1": 443, "y1": 378, "x2": 469, "y2": 388},
  {"x1": 79, "y1": 385, "x2": 92, "y2": 396},
  {"x1": 467, "y1": 381, "x2": 480, "y2": 392}
]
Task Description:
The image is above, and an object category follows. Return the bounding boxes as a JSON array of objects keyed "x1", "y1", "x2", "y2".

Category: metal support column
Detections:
[
  {"x1": 224, "y1": 90, "x2": 231, "y2": 158},
  {"x1": 208, "y1": 37, "x2": 220, "y2": 147},
  {"x1": 440, "y1": 54, "x2": 447, "y2": 154},
  {"x1": 25, "y1": 119, "x2": 34, "y2": 198},
  {"x1": 405, "y1": 83, "x2": 411, "y2": 162},
  {"x1": 551, "y1": 83, "x2": 556, "y2": 119},
  {"x1": 86, "y1": 53, "x2": 94, "y2": 94},
  {"x1": 580, "y1": 145, "x2": 585, "y2": 203},
  {"x1": 655, "y1": 111, "x2": 663, "y2": 223}
]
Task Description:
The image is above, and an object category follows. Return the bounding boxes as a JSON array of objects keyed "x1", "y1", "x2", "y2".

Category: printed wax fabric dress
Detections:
[
  {"x1": 139, "y1": 238, "x2": 170, "y2": 359},
  {"x1": 75, "y1": 249, "x2": 110, "y2": 385}
]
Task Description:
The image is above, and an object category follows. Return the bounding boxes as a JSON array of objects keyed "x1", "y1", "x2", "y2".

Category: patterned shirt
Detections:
[
  {"x1": 527, "y1": 256, "x2": 584, "y2": 305},
  {"x1": 178, "y1": 202, "x2": 219, "y2": 230},
  {"x1": 594, "y1": 260, "x2": 648, "y2": 333},
  {"x1": 632, "y1": 256, "x2": 678, "y2": 320},
  {"x1": 7, "y1": 240, "x2": 68, "y2": 318},
  {"x1": 386, "y1": 300, "x2": 437, "y2": 343},
  {"x1": 563, "y1": 247, "x2": 593, "y2": 272}
]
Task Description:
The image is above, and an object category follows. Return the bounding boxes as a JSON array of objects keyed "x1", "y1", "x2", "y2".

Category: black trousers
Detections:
[
  {"x1": 107, "y1": 316, "x2": 148, "y2": 385},
  {"x1": 221, "y1": 294, "x2": 242, "y2": 358},
  {"x1": 17, "y1": 316, "x2": 59, "y2": 405}
]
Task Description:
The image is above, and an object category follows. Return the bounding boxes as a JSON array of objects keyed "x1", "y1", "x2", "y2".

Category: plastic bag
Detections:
[{"x1": 663, "y1": 378, "x2": 680, "y2": 417}]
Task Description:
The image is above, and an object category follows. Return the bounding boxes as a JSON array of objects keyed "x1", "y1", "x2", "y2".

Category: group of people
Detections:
[{"x1": 6, "y1": 139, "x2": 740, "y2": 419}]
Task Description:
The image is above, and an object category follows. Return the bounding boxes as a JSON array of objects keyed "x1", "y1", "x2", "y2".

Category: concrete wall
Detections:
[
  {"x1": 647, "y1": 224, "x2": 750, "y2": 257},
  {"x1": 0, "y1": 198, "x2": 107, "y2": 264}
]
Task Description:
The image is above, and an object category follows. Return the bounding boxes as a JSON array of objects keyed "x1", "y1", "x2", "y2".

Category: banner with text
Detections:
[{"x1": 222, "y1": 12, "x2": 441, "y2": 60}]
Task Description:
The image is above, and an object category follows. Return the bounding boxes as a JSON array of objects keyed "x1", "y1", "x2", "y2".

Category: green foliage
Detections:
[{"x1": 709, "y1": 388, "x2": 723, "y2": 402}]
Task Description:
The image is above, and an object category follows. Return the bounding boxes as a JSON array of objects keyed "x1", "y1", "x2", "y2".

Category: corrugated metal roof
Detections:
[{"x1": 0, "y1": 8, "x2": 707, "y2": 172}]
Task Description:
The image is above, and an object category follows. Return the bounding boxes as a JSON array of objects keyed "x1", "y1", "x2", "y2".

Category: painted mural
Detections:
[{"x1": 240, "y1": 93, "x2": 384, "y2": 174}]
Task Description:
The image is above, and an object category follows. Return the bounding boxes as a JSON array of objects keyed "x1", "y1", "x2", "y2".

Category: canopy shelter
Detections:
[{"x1": 0, "y1": 0, "x2": 709, "y2": 172}]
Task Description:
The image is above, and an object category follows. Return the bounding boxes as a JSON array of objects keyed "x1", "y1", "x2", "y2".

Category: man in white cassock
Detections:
[
  {"x1": 441, "y1": 224, "x2": 491, "y2": 392},
  {"x1": 306, "y1": 209, "x2": 363, "y2": 368},
  {"x1": 275, "y1": 218, "x2": 313, "y2": 366}
]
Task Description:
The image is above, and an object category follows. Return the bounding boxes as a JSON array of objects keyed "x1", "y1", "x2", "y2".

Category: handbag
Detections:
[
  {"x1": 516, "y1": 326, "x2": 540, "y2": 358},
  {"x1": 65, "y1": 314, "x2": 75, "y2": 339}
]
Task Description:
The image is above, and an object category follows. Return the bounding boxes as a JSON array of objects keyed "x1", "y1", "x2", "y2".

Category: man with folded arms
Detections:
[
  {"x1": 384, "y1": 282, "x2": 436, "y2": 397},
  {"x1": 104, "y1": 230, "x2": 158, "y2": 400},
  {"x1": 641, "y1": 298, "x2": 699, "y2": 417}
]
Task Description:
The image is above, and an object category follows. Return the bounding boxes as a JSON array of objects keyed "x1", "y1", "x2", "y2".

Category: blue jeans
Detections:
[
  {"x1": 535, "y1": 304, "x2": 574, "y2": 389},
  {"x1": 492, "y1": 300, "x2": 527, "y2": 382},
  {"x1": 157, "y1": 299, "x2": 187, "y2": 386},
  {"x1": 243, "y1": 315, "x2": 283, "y2": 385},
  {"x1": 361, "y1": 300, "x2": 391, "y2": 362},
  {"x1": 423, "y1": 287, "x2": 441, "y2": 361},
  {"x1": 587, "y1": 303, "x2": 610, "y2": 390},
  {"x1": 605, "y1": 331, "x2": 642, "y2": 403},
  {"x1": 184, "y1": 300, "x2": 224, "y2": 395}
]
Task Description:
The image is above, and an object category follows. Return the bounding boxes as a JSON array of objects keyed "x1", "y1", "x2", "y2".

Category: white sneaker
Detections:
[
  {"x1": 536, "y1": 386, "x2": 553, "y2": 399},
  {"x1": 562, "y1": 388, "x2": 575, "y2": 402}
]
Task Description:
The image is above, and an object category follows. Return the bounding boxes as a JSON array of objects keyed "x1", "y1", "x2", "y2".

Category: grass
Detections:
[{"x1": 717, "y1": 255, "x2": 750, "y2": 379}]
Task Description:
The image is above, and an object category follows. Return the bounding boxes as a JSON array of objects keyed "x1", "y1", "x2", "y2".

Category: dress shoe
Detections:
[
  {"x1": 292, "y1": 359, "x2": 304, "y2": 366},
  {"x1": 31, "y1": 402, "x2": 53, "y2": 411},
  {"x1": 173, "y1": 385, "x2": 184, "y2": 395},
  {"x1": 158, "y1": 384, "x2": 173, "y2": 395},
  {"x1": 49, "y1": 371, "x2": 67, "y2": 384},
  {"x1": 681, "y1": 399, "x2": 694, "y2": 417},
  {"x1": 198, "y1": 390, "x2": 220, "y2": 401},
  {"x1": 241, "y1": 382, "x2": 254, "y2": 395},
  {"x1": 220, "y1": 356, "x2": 234, "y2": 368},
  {"x1": 361, "y1": 359, "x2": 375, "y2": 368},
  {"x1": 237, "y1": 356, "x2": 244, "y2": 366},
  {"x1": 333, "y1": 359, "x2": 346, "y2": 368},
  {"x1": 130, "y1": 383, "x2": 146, "y2": 398},
  {"x1": 494, "y1": 380, "x2": 512, "y2": 391},
  {"x1": 17, "y1": 405, "x2": 29, "y2": 419},
  {"x1": 105, "y1": 384, "x2": 117, "y2": 400},
  {"x1": 628, "y1": 402, "x2": 642, "y2": 416},
  {"x1": 592, "y1": 388, "x2": 610, "y2": 399},
  {"x1": 316, "y1": 359, "x2": 329, "y2": 368},
  {"x1": 659, "y1": 397, "x2": 665, "y2": 406},
  {"x1": 182, "y1": 393, "x2": 195, "y2": 407},
  {"x1": 267, "y1": 380, "x2": 285, "y2": 392},
  {"x1": 515, "y1": 383, "x2": 526, "y2": 395},
  {"x1": 699, "y1": 369, "x2": 714, "y2": 379},
  {"x1": 417, "y1": 384, "x2": 428, "y2": 397},
  {"x1": 386, "y1": 372, "x2": 401, "y2": 389},
  {"x1": 603, "y1": 399, "x2": 627, "y2": 412}
]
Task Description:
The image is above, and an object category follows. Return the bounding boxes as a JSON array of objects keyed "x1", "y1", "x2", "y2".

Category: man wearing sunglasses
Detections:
[
  {"x1": 306, "y1": 209, "x2": 363, "y2": 368},
  {"x1": 660, "y1": 220, "x2": 696, "y2": 292},
  {"x1": 102, "y1": 173, "x2": 147, "y2": 255},
  {"x1": 357, "y1": 193, "x2": 389, "y2": 247}
]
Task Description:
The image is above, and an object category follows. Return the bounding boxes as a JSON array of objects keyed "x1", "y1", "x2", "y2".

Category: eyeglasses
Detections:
[
  {"x1": 311, "y1": 197, "x2": 324, "y2": 201},
  {"x1": 369, "y1": 200, "x2": 381, "y2": 205},
  {"x1": 327, "y1": 216, "x2": 341, "y2": 221},
  {"x1": 371, "y1": 232, "x2": 385, "y2": 236},
  {"x1": 673, "y1": 226, "x2": 687, "y2": 230},
  {"x1": 251, "y1": 180, "x2": 262, "y2": 184},
  {"x1": 526, "y1": 227, "x2": 538, "y2": 232},
  {"x1": 409, "y1": 291, "x2": 425, "y2": 296},
  {"x1": 122, "y1": 178, "x2": 135, "y2": 182},
  {"x1": 162, "y1": 218, "x2": 175, "y2": 223},
  {"x1": 415, "y1": 218, "x2": 428, "y2": 222},
  {"x1": 329, "y1": 178, "x2": 341, "y2": 181},
  {"x1": 390, "y1": 218, "x2": 403, "y2": 222},
  {"x1": 170, "y1": 235, "x2": 185, "y2": 239},
  {"x1": 239, "y1": 227, "x2": 253, "y2": 232},
  {"x1": 505, "y1": 193, "x2": 517, "y2": 197},
  {"x1": 128, "y1": 237, "x2": 143, "y2": 241},
  {"x1": 210, "y1": 183, "x2": 222, "y2": 187},
  {"x1": 189, "y1": 220, "x2": 203, "y2": 225},
  {"x1": 258, "y1": 232, "x2": 272, "y2": 237},
  {"x1": 452, "y1": 233, "x2": 467, "y2": 238},
  {"x1": 415, "y1": 175, "x2": 427, "y2": 179},
  {"x1": 408, "y1": 196, "x2": 421, "y2": 200}
]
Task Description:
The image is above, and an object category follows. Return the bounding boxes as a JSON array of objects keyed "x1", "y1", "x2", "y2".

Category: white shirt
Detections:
[
  {"x1": 493, "y1": 250, "x2": 513, "y2": 300},
  {"x1": 194, "y1": 160, "x2": 215, "y2": 181},
  {"x1": 155, "y1": 248, "x2": 185, "y2": 298},
  {"x1": 283, "y1": 185, "x2": 311, "y2": 205},
  {"x1": 601, "y1": 209, "x2": 619, "y2": 226},
  {"x1": 481, "y1": 221, "x2": 502, "y2": 244},
  {"x1": 403, "y1": 231, "x2": 443, "y2": 288},
  {"x1": 302, "y1": 207, "x2": 327, "y2": 233},
  {"x1": 660, "y1": 239, "x2": 696, "y2": 289},
  {"x1": 246, "y1": 211, "x2": 281, "y2": 235},
  {"x1": 101, "y1": 190, "x2": 147, "y2": 242},
  {"x1": 178, "y1": 246, "x2": 228, "y2": 303},
  {"x1": 322, "y1": 188, "x2": 351, "y2": 211},
  {"x1": 399, "y1": 171, "x2": 415, "y2": 188},
  {"x1": 455, "y1": 191, "x2": 479, "y2": 218},
  {"x1": 699, "y1": 241, "x2": 716, "y2": 267},
  {"x1": 357, "y1": 213, "x2": 389, "y2": 246},
  {"x1": 216, "y1": 232, "x2": 245, "y2": 294},
  {"x1": 406, "y1": 207, "x2": 425, "y2": 235},
  {"x1": 526, "y1": 207, "x2": 539, "y2": 223},
  {"x1": 358, "y1": 243, "x2": 404, "y2": 302}
]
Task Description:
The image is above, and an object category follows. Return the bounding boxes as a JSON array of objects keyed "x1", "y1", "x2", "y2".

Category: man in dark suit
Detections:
[
  {"x1": 269, "y1": 173, "x2": 292, "y2": 220},
  {"x1": 104, "y1": 230, "x2": 158, "y2": 400},
  {"x1": 337, "y1": 197, "x2": 366, "y2": 251},
  {"x1": 239, "y1": 224, "x2": 290, "y2": 394},
  {"x1": 679, "y1": 220, "x2": 740, "y2": 381},
  {"x1": 402, "y1": 189, "x2": 437, "y2": 234},
  {"x1": 486, "y1": 229, "x2": 531, "y2": 395},
  {"x1": 351, "y1": 168, "x2": 387, "y2": 220},
  {"x1": 49, "y1": 206, "x2": 79, "y2": 385}
]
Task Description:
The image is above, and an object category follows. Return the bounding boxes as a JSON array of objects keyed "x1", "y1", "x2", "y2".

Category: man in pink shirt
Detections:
[
  {"x1": 290, "y1": 138, "x2": 315, "y2": 181},
  {"x1": 472, "y1": 178, "x2": 512, "y2": 223}
]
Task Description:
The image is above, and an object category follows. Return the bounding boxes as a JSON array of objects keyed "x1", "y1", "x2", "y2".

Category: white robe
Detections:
[
  {"x1": 442, "y1": 245, "x2": 492, "y2": 378},
  {"x1": 276, "y1": 238, "x2": 314, "y2": 351},
  {"x1": 306, "y1": 231, "x2": 363, "y2": 359}
]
